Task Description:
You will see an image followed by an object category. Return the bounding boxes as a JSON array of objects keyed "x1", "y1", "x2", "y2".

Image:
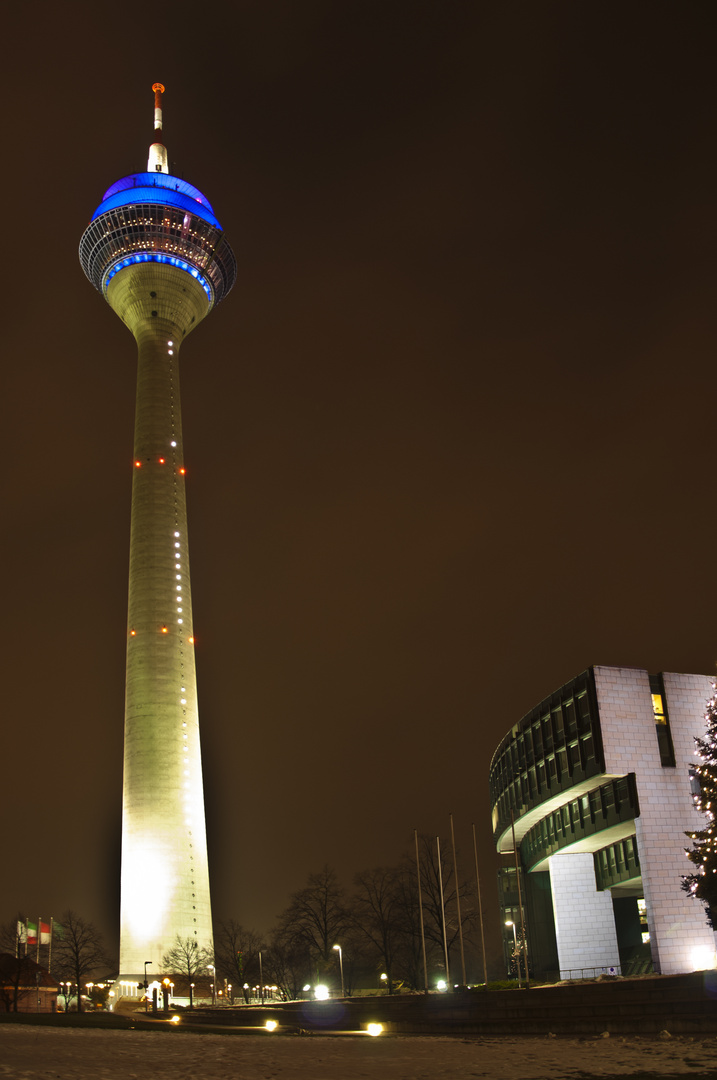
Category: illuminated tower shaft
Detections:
[
  {"x1": 115, "y1": 267, "x2": 210, "y2": 978},
  {"x1": 80, "y1": 85, "x2": 235, "y2": 983}
]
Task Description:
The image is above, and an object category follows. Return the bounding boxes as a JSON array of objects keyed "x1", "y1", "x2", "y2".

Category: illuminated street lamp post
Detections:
[
  {"x1": 505, "y1": 921, "x2": 521, "y2": 986},
  {"x1": 333, "y1": 944, "x2": 344, "y2": 998},
  {"x1": 144, "y1": 961, "x2": 152, "y2": 1014},
  {"x1": 208, "y1": 965, "x2": 215, "y2": 1006}
]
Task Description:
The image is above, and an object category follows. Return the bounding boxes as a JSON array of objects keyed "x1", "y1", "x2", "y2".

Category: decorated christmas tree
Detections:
[{"x1": 683, "y1": 686, "x2": 717, "y2": 928}]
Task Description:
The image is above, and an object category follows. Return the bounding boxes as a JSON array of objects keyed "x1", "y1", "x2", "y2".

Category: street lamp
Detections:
[
  {"x1": 333, "y1": 944, "x2": 344, "y2": 997},
  {"x1": 208, "y1": 965, "x2": 215, "y2": 1006},
  {"x1": 144, "y1": 961, "x2": 152, "y2": 1013},
  {"x1": 505, "y1": 920, "x2": 521, "y2": 985}
]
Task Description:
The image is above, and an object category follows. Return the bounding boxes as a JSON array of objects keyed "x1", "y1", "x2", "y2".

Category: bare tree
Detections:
[
  {"x1": 351, "y1": 866, "x2": 402, "y2": 992},
  {"x1": 214, "y1": 920, "x2": 263, "y2": 1002},
  {"x1": 0, "y1": 916, "x2": 35, "y2": 1012},
  {"x1": 275, "y1": 865, "x2": 350, "y2": 978},
  {"x1": 53, "y1": 911, "x2": 113, "y2": 1013},
  {"x1": 413, "y1": 834, "x2": 475, "y2": 977},
  {"x1": 162, "y1": 935, "x2": 213, "y2": 979},
  {"x1": 263, "y1": 934, "x2": 310, "y2": 1001}
]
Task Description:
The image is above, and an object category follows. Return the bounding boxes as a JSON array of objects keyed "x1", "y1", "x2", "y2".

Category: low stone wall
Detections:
[{"x1": 185, "y1": 973, "x2": 717, "y2": 1036}]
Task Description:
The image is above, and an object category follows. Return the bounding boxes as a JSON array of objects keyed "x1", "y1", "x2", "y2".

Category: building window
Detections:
[{"x1": 649, "y1": 674, "x2": 675, "y2": 767}]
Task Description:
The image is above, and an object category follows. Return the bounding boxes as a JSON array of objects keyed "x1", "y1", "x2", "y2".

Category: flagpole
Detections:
[
  {"x1": 24, "y1": 917, "x2": 28, "y2": 958},
  {"x1": 414, "y1": 830, "x2": 429, "y2": 993},
  {"x1": 449, "y1": 814, "x2": 466, "y2": 986},
  {"x1": 37, "y1": 916, "x2": 41, "y2": 964},
  {"x1": 49, "y1": 918, "x2": 54, "y2": 975},
  {"x1": 437, "y1": 836, "x2": 450, "y2": 986},
  {"x1": 471, "y1": 823, "x2": 488, "y2": 986}
]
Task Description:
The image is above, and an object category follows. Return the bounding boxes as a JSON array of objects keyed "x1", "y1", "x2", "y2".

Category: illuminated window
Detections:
[{"x1": 650, "y1": 675, "x2": 675, "y2": 767}]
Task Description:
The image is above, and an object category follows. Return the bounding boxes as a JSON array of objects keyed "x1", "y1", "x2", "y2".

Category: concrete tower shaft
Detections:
[{"x1": 110, "y1": 267, "x2": 212, "y2": 979}]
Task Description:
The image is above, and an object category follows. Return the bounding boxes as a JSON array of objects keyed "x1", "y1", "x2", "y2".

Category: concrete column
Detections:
[{"x1": 549, "y1": 852, "x2": 620, "y2": 978}]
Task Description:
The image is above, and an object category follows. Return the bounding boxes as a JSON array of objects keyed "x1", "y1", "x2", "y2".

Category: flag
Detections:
[{"x1": 19, "y1": 920, "x2": 52, "y2": 944}]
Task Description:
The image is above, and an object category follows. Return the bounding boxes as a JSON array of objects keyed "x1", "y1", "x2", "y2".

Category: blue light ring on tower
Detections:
[
  {"x1": 101, "y1": 172, "x2": 217, "y2": 216},
  {"x1": 103, "y1": 253, "x2": 214, "y2": 305},
  {"x1": 91, "y1": 184, "x2": 222, "y2": 230}
]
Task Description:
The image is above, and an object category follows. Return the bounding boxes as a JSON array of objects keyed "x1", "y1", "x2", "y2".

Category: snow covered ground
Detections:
[{"x1": 1, "y1": 1026, "x2": 717, "y2": 1078}]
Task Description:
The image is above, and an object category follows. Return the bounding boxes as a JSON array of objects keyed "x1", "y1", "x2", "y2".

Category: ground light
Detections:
[
  {"x1": 170, "y1": 1016, "x2": 180, "y2": 1024},
  {"x1": 691, "y1": 945, "x2": 717, "y2": 970},
  {"x1": 265, "y1": 1020, "x2": 277, "y2": 1032},
  {"x1": 314, "y1": 984, "x2": 329, "y2": 1000},
  {"x1": 367, "y1": 1023, "x2": 383, "y2": 1037}
]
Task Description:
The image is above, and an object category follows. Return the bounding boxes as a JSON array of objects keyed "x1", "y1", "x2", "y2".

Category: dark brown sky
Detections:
[{"x1": 4, "y1": 2, "x2": 717, "y2": 973}]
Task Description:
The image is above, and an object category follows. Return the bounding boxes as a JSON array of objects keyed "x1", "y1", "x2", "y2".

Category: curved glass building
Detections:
[
  {"x1": 80, "y1": 85, "x2": 235, "y2": 994},
  {"x1": 490, "y1": 666, "x2": 716, "y2": 979}
]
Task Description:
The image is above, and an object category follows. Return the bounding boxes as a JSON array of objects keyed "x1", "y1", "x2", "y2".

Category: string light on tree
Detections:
[{"x1": 683, "y1": 684, "x2": 717, "y2": 924}]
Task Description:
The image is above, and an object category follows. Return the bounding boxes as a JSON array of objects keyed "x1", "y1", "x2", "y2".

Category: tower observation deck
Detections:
[{"x1": 79, "y1": 85, "x2": 235, "y2": 987}]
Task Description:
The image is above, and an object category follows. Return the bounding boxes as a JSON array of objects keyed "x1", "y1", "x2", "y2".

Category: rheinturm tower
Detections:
[{"x1": 79, "y1": 85, "x2": 235, "y2": 985}]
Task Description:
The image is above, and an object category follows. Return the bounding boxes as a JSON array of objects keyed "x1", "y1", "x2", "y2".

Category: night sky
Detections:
[{"x1": 5, "y1": 3, "x2": 717, "y2": 973}]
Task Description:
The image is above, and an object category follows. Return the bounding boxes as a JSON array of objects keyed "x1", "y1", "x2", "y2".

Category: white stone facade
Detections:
[
  {"x1": 593, "y1": 666, "x2": 716, "y2": 976},
  {"x1": 549, "y1": 851, "x2": 621, "y2": 977}
]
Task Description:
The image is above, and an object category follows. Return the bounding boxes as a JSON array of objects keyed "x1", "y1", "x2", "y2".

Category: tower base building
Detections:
[{"x1": 490, "y1": 666, "x2": 717, "y2": 979}]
